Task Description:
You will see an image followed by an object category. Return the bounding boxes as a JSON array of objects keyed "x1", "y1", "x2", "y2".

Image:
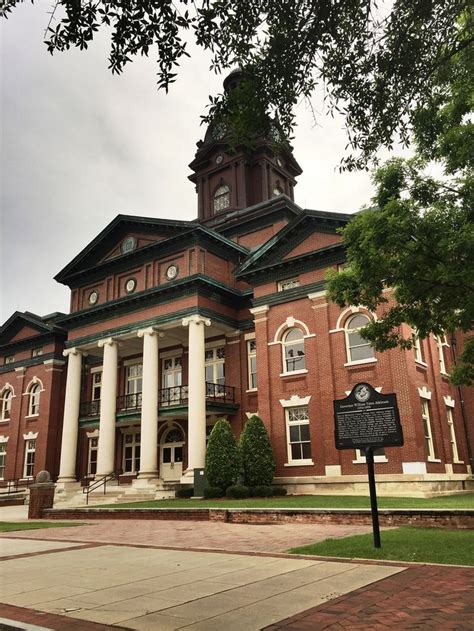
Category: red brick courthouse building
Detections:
[{"x1": 1, "y1": 72, "x2": 472, "y2": 498}]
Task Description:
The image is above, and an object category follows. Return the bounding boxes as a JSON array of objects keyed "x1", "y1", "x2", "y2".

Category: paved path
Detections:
[{"x1": 0, "y1": 537, "x2": 402, "y2": 630}]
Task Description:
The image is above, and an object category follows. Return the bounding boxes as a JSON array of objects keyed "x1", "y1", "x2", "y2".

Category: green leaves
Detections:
[
  {"x1": 239, "y1": 415, "x2": 275, "y2": 487},
  {"x1": 205, "y1": 419, "x2": 240, "y2": 490}
]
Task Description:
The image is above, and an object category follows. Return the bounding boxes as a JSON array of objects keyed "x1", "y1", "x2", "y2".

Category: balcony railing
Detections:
[{"x1": 79, "y1": 382, "x2": 236, "y2": 417}]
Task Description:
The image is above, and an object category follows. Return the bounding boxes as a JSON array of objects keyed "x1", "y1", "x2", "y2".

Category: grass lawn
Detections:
[
  {"x1": 94, "y1": 493, "x2": 474, "y2": 510},
  {"x1": 0, "y1": 522, "x2": 83, "y2": 532},
  {"x1": 288, "y1": 527, "x2": 474, "y2": 566}
]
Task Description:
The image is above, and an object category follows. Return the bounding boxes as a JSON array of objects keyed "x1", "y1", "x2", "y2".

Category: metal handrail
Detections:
[
  {"x1": 82, "y1": 470, "x2": 121, "y2": 505},
  {"x1": 0, "y1": 478, "x2": 35, "y2": 495}
]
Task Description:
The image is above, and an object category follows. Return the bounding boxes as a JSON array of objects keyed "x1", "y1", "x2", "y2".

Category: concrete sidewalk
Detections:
[{"x1": 0, "y1": 537, "x2": 403, "y2": 630}]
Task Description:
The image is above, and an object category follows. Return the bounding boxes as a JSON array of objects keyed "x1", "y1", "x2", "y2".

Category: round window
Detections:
[
  {"x1": 125, "y1": 278, "x2": 136, "y2": 294},
  {"x1": 166, "y1": 265, "x2": 178, "y2": 281},
  {"x1": 121, "y1": 236, "x2": 137, "y2": 254},
  {"x1": 88, "y1": 290, "x2": 99, "y2": 305}
]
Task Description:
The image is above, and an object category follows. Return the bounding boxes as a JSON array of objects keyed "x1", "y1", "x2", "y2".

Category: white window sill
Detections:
[
  {"x1": 440, "y1": 371, "x2": 449, "y2": 377},
  {"x1": 284, "y1": 460, "x2": 314, "y2": 467},
  {"x1": 453, "y1": 460, "x2": 465, "y2": 465},
  {"x1": 25, "y1": 414, "x2": 39, "y2": 419},
  {"x1": 352, "y1": 458, "x2": 388, "y2": 464},
  {"x1": 415, "y1": 360, "x2": 428, "y2": 367},
  {"x1": 280, "y1": 369, "x2": 308, "y2": 377},
  {"x1": 344, "y1": 359, "x2": 377, "y2": 367},
  {"x1": 427, "y1": 458, "x2": 441, "y2": 463},
  {"x1": 246, "y1": 388, "x2": 258, "y2": 394},
  {"x1": 0, "y1": 419, "x2": 10, "y2": 423}
]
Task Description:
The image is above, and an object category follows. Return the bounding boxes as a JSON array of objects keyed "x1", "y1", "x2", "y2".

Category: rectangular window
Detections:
[
  {"x1": 412, "y1": 330, "x2": 424, "y2": 363},
  {"x1": 355, "y1": 448, "x2": 386, "y2": 463},
  {"x1": 126, "y1": 364, "x2": 143, "y2": 394},
  {"x1": 87, "y1": 437, "x2": 98, "y2": 476},
  {"x1": 4, "y1": 356, "x2": 14, "y2": 365},
  {"x1": 247, "y1": 340, "x2": 257, "y2": 390},
  {"x1": 446, "y1": 408, "x2": 460, "y2": 462},
  {"x1": 205, "y1": 347, "x2": 225, "y2": 392},
  {"x1": 31, "y1": 348, "x2": 43, "y2": 358},
  {"x1": 278, "y1": 278, "x2": 300, "y2": 292},
  {"x1": 436, "y1": 335, "x2": 448, "y2": 374},
  {"x1": 0, "y1": 443, "x2": 6, "y2": 479},
  {"x1": 286, "y1": 406, "x2": 312, "y2": 464},
  {"x1": 421, "y1": 399, "x2": 436, "y2": 460},
  {"x1": 24, "y1": 439, "x2": 36, "y2": 478},
  {"x1": 123, "y1": 432, "x2": 141, "y2": 474},
  {"x1": 162, "y1": 356, "x2": 182, "y2": 405}
]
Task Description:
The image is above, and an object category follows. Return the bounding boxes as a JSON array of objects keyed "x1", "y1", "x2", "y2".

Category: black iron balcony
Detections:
[{"x1": 79, "y1": 382, "x2": 237, "y2": 418}]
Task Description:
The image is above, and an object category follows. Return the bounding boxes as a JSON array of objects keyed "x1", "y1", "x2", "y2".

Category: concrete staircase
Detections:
[{"x1": 53, "y1": 480, "x2": 178, "y2": 507}]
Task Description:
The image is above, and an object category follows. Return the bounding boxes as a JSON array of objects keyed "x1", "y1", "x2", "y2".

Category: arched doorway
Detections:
[{"x1": 160, "y1": 425, "x2": 185, "y2": 481}]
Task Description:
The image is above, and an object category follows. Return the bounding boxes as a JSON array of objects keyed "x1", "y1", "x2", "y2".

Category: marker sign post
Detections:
[{"x1": 333, "y1": 383, "x2": 403, "y2": 548}]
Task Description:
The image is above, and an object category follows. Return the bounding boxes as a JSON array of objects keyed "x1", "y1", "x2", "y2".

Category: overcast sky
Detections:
[{"x1": 1, "y1": 2, "x2": 390, "y2": 324}]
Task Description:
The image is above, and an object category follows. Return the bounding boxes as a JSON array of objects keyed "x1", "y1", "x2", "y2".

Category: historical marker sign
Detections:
[
  {"x1": 334, "y1": 383, "x2": 403, "y2": 451},
  {"x1": 333, "y1": 383, "x2": 404, "y2": 549}
]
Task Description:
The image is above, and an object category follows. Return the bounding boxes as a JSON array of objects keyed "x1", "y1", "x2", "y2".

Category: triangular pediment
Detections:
[
  {"x1": 0, "y1": 312, "x2": 65, "y2": 347},
  {"x1": 235, "y1": 209, "x2": 352, "y2": 279},
  {"x1": 101, "y1": 233, "x2": 166, "y2": 263}
]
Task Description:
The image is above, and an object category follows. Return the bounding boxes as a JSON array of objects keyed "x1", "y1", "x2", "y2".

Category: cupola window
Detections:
[{"x1": 213, "y1": 185, "x2": 230, "y2": 213}]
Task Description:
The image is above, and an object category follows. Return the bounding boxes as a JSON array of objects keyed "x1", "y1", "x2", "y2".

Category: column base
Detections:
[
  {"x1": 55, "y1": 479, "x2": 81, "y2": 493},
  {"x1": 180, "y1": 469, "x2": 195, "y2": 484},
  {"x1": 132, "y1": 476, "x2": 161, "y2": 488}
]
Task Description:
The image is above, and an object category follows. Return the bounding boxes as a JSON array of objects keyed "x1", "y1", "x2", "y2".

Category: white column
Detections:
[
  {"x1": 58, "y1": 348, "x2": 87, "y2": 483},
  {"x1": 182, "y1": 315, "x2": 211, "y2": 477},
  {"x1": 96, "y1": 338, "x2": 119, "y2": 477},
  {"x1": 137, "y1": 327, "x2": 161, "y2": 479}
]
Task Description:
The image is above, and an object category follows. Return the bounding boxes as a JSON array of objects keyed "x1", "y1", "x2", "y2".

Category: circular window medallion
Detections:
[
  {"x1": 125, "y1": 278, "x2": 136, "y2": 294},
  {"x1": 354, "y1": 384, "x2": 371, "y2": 403},
  {"x1": 121, "y1": 236, "x2": 137, "y2": 254},
  {"x1": 215, "y1": 154, "x2": 224, "y2": 164},
  {"x1": 166, "y1": 264, "x2": 178, "y2": 281},
  {"x1": 88, "y1": 290, "x2": 99, "y2": 305}
]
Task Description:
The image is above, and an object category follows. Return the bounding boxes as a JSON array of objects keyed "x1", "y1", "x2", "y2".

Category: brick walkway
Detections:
[{"x1": 264, "y1": 565, "x2": 474, "y2": 630}]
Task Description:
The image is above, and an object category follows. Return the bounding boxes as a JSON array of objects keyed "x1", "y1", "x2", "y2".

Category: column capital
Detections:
[
  {"x1": 98, "y1": 337, "x2": 119, "y2": 349},
  {"x1": 137, "y1": 327, "x2": 164, "y2": 339},
  {"x1": 182, "y1": 315, "x2": 211, "y2": 328},
  {"x1": 63, "y1": 347, "x2": 88, "y2": 358}
]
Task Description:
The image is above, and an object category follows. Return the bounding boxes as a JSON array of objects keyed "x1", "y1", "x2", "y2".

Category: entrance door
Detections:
[{"x1": 160, "y1": 426, "x2": 184, "y2": 481}]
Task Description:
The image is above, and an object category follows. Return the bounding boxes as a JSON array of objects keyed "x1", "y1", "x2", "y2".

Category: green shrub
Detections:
[
  {"x1": 272, "y1": 486, "x2": 287, "y2": 496},
  {"x1": 205, "y1": 419, "x2": 240, "y2": 490},
  {"x1": 253, "y1": 485, "x2": 273, "y2": 497},
  {"x1": 203, "y1": 486, "x2": 224, "y2": 498},
  {"x1": 226, "y1": 484, "x2": 250, "y2": 499},
  {"x1": 240, "y1": 415, "x2": 276, "y2": 487},
  {"x1": 175, "y1": 487, "x2": 194, "y2": 498}
]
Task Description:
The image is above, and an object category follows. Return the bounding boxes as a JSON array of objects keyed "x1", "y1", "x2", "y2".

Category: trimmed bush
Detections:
[
  {"x1": 205, "y1": 419, "x2": 240, "y2": 490},
  {"x1": 253, "y1": 485, "x2": 273, "y2": 497},
  {"x1": 175, "y1": 487, "x2": 194, "y2": 498},
  {"x1": 226, "y1": 484, "x2": 250, "y2": 499},
  {"x1": 240, "y1": 415, "x2": 276, "y2": 487},
  {"x1": 272, "y1": 486, "x2": 288, "y2": 496},
  {"x1": 203, "y1": 486, "x2": 224, "y2": 498}
]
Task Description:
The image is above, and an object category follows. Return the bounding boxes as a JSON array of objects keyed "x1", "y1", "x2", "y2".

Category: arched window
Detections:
[
  {"x1": 345, "y1": 314, "x2": 375, "y2": 362},
  {"x1": 213, "y1": 185, "x2": 230, "y2": 213},
  {"x1": 28, "y1": 383, "x2": 41, "y2": 416},
  {"x1": 1, "y1": 389, "x2": 13, "y2": 421},
  {"x1": 283, "y1": 328, "x2": 306, "y2": 373}
]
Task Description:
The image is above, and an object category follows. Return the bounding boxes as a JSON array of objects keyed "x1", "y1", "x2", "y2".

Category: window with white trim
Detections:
[
  {"x1": 213, "y1": 185, "x2": 230, "y2": 212},
  {"x1": 162, "y1": 356, "x2": 182, "y2": 405},
  {"x1": 0, "y1": 442, "x2": 6, "y2": 479},
  {"x1": 87, "y1": 437, "x2": 98, "y2": 476},
  {"x1": 31, "y1": 347, "x2": 43, "y2": 358},
  {"x1": 1, "y1": 389, "x2": 13, "y2": 421},
  {"x1": 412, "y1": 329, "x2": 424, "y2": 363},
  {"x1": 126, "y1": 363, "x2": 142, "y2": 395},
  {"x1": 345, "y1": 314, "x2": 374, "y2": 362},
  {"x1": 435, "y1": 335, "x2": 448, "y2": 374},
  {"x1": 446, "y1": 407, "x2": 460, "y2": 462},
  {"x1": 286, "y1": 406, "x2": 312, "y2": 463},
  {"x1": 278, "y1": 278, "x2": 300, "y2": 292},
  {"x1": 27, "y1": 383, "x2": 41, "y2": 416},
  {"x1": 421, "y1": 399, "x2": 436, "y2": 460},
  {"x1": 123, "y1": 431, "x2": 141, "y2": 474},
  {"x1": 247, "y1": 340, "x2": 257, "y2": 390},
  {"x1": 283, "y1": 328, "x2": 306, "y2": 373},
  {"x1": 355, "y1": 448, "x2": 386, "y2": 463},
  {"x1": 205, "y1": 347, "x2": 225, "y2": 386},
  {"x1": 23, "y1": 439, "x2": 36, "y2": 478},
  {"x1": 91, "y1": 370, "x2": 102, "y2": 401},
  {"x1": 4, "y1": 356, "x2": 14, "y2": 365}
]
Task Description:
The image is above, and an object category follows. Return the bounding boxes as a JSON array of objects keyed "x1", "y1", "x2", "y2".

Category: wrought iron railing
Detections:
[
  {"x1": 79, "y1": 382, "x2": 236, "y2": 417},
  {"x1": 116, "y1": 392, "x2": 142, "y2": 412}
]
